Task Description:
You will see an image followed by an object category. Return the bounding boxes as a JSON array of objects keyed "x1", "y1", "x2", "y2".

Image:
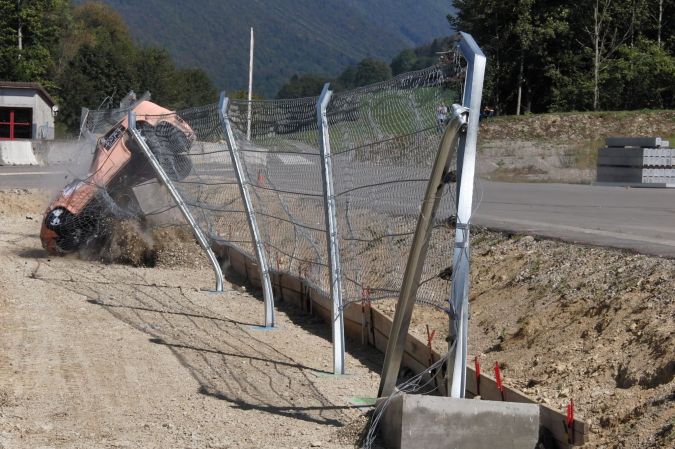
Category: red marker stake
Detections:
[
  {"x1": 566, "y1": 399, "x2": 575, "y2": 444},
  {"x1": 425, "y1": 325, "x2": 438, "y2": 390},
  {"x1": 494, "y1": 362, "x2": 505, "y2": 401},
  {"x1": 474, "y1": 356, "x2": 481, "y2": 397}
]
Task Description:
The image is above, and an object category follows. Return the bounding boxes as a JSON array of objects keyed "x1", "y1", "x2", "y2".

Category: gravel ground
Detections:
[{"x1": 0, "y1": 189, "x2": 379, "y2": 449}]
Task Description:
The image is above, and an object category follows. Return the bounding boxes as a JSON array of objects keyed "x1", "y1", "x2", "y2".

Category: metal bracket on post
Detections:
[
  {"x1": 447, "y1": 32, "x2": 487, "y2": 398},
  {"x1": 378, "y1": 105, "x2": 468, "y2": 398},
  {"x1": 317, "y1": 83, "x2": 346, "y2": 375},
  {"x1": 127, "y1": 111, "x2": 224, "y2": 293},
  {"x1": 218, "y1": 93, "x2": 275, "y2": 328}
]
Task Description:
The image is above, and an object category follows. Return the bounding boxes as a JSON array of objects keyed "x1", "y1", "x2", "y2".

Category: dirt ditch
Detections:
[{"x1": 378, "y1": 229, "x2": 674, "y2": 449}]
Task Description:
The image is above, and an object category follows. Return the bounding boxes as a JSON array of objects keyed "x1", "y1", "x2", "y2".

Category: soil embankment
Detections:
[{"x1": 477, "y1": 110, "x2": 675, "y2": 183}]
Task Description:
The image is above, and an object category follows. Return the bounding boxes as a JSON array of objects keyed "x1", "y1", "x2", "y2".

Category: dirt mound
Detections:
[
  {"x1": 99, "y1": 220, "x2": 208, "y2": 269},
  {"x1": 382, "y1": 228, "x2": 675, "y2": 448},
  {"x1": 0, "y1": 189, "x2": 50, "y2": 217},
  {"x1": 480, "y1": 110, "x2": 675, "y2": 143},
  {"x1": 476, "y1": 110, "x2": 675, "y2": 183}
]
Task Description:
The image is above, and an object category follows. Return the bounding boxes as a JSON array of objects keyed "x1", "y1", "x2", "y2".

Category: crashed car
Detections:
[{"x1": 41, "y1": 100, "x2": 195, "y2": 254}]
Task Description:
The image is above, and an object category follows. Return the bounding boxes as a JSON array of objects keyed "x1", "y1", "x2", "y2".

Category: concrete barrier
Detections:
[
  {"x1": 0, "y1": 140, "x2": 38, "y2": 165},
  {"x1": 379, "y1": 394, "x2": 540, "y2": 449},
  {"x1": 31, "y1": 139, "x2": 88, "y2": 166}
]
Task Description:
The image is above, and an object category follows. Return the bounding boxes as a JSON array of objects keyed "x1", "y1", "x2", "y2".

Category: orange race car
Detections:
[{"x1": 41, "y1": 100, "x2": 195, "y2": 254}]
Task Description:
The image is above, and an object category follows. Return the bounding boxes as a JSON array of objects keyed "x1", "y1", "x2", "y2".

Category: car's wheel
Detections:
[
  {"x1": 137, "y1": 122, "x2": 193, "y2": 181},
  {"x1": 155, "y1": 121, "x2": 192, "y2": 154}
]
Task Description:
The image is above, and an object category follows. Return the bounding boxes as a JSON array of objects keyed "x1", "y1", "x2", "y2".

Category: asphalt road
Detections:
[
  {"x1": 0, "y1": 165, "x2": 72, "y2": 190},
  {"x1": 472, "y1": 181, "x2": 675, "y2": 258},
  {"x1": 2, "y1": 163, "x2": 674, "y2": 258}
]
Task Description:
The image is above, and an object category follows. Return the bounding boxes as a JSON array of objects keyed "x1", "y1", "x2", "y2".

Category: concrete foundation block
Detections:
[{"x1": 379, "y1": 394, "x2": 540, "y2": 449}]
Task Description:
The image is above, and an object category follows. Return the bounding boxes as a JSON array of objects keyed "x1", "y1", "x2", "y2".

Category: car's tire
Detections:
[{"x1": 136, "y1": 121, "x2": 193, "y2": 181}]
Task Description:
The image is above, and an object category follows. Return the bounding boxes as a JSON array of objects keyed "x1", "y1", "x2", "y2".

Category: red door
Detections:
[{"x1": 0, "y1": 108, "x2": 32, "y2": 140}]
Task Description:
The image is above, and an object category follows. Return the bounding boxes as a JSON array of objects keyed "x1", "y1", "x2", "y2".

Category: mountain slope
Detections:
[{"x1": 87, "y1": 0, "x2": 453, "y2": 96}]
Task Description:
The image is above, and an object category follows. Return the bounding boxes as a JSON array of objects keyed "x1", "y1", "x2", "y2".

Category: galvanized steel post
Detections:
[
  {"x1": 317, "y1": 83, "x2": 346, "y2": 375},
  {"x1": 219, "y1": 93, "x2": 275, "y2": 328},
  {"x1": 378, "y1": 105, "x2": 468, "y2": 398},
  {"x1": 127, "y1": 111, "x2": 224, "y2": 292},
  {"x1": 447, "y1": 32, "x2": 486, "y2": 398}
]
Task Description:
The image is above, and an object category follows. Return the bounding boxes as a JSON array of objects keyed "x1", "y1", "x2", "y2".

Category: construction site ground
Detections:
[{"x1": 1, "y1": 189, "x2": 673, "y2": 449}]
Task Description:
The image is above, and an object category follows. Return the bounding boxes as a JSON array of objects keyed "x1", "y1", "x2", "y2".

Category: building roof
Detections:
[{"x1": 0, "y1": 81, "x2": 56, "y2": 107}]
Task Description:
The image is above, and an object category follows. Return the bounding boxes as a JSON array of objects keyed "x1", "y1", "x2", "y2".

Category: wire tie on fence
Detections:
[{"x1": 455, "y1": 222, "x2": 470, "y2": 248}]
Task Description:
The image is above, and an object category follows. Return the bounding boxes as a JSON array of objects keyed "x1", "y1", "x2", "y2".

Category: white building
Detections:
[{"x1": 0, "y1": 81, "x2": 57, "y2": 141}]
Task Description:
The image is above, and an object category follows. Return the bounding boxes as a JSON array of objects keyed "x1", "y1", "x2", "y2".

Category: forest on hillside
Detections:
[
  {"x1": 0, "y1": 0, "x2": 216, "y2": 132},
  {"x1": 90, "y1": 0, "x2": 452, "y2": 96},
  {"x1": 0, "y1": 0, "x2": 672, "y2": 134},
  {"x1": 451, "y1": 0, "x2": 674, "y2": 114},
  {"x1": 277, "y1": 0, "x2": 674, "y2": 114}
]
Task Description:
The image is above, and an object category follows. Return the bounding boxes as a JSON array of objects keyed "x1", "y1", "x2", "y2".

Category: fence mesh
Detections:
[
  {"x1": 49, "y1": 43, "x2": 470, "y2": 314},
  {"x1": 326, "y1": 62, "x2": 465, "y2": 310},
  {"x1": 43, "y1": 99, "x2": 253, "y2": 260},
  {"x1": 130, "y1": 104, "x2": 254, "y2": 256},
  {"x1": 227, "y1": 97, "x2": 330, "y2": 292}
]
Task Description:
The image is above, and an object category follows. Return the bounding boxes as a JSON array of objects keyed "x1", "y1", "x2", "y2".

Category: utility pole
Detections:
[
  {"x1": 17, "y1": 0, "x2": 23, "y2": 57},
  {"x1": 657, "y1": 0, "x2": 663, "y2": 46},
  {"x1": 246, "y1": 27, "x2": 254, "y2": 141}
]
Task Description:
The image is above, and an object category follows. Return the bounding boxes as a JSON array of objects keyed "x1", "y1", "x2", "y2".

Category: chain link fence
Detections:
[
  {"x1": 326, "y1": 63, "x2": 464, "y2": 310},
  {"x1": 226, "y1": 97, "x2": 330, "y2": 292},
  {"x1": 68, "y1": 50, "x2": 469, "y2": 310},
  {"x1": 52, "y1": 34, "x2": 484, "y2": 378}
]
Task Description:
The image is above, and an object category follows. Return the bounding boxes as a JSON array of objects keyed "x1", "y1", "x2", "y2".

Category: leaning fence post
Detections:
[
  {"x1": 447, "y1": 32, "x2": 487, "y2": 398},
  {"x1": 218, "y1": 93, "x2": 275, "y2": 328},
  {"x1": 317, "y1": 83, "x2": 346, "y2": 375},
  {"x1": 378, "y1": 105, "x2": 468, "y2": 398},
  {"x1": 127, "y1": 111, "x2": 224, "y2": 292}
]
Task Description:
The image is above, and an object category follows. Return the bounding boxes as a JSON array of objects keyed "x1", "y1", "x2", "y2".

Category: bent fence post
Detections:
[
  {"x1": 378, "y1": 105, "x2": 468, "y2": 398},
  {"x1": 127, "y1": 111, "x2": 224, "y2": 292},
  {"x1": 447, "y1": 32, "x2": 487, "y2": 398},
  {"x1": 219, "y1": 93, "x2": 275, "y2": 328},
  {"x1": 317, "y1": 83, "x2": 346, "y2": 375}
]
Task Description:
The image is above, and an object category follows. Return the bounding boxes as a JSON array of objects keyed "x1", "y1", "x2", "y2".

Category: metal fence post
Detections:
[
  {"x1": 127, "y1": 111, "x2": 224, "y2": 292},
  {"x1": 447, "y1": 32, "x2": 487, "y2": 398},
  {"x1": 219, "y1": 93, "x2": 275, "y2": 328},
  {"x1": 378, "y1": 105, "x2": 468, "y2": 397},
  {"x1": 317, "y1": 83, "x2": 346, "y2": 375}
]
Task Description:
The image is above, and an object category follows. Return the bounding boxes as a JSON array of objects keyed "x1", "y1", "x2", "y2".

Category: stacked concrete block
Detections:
[{"x1": 596, "y1": 137, "x2": 674, "y2": 185}]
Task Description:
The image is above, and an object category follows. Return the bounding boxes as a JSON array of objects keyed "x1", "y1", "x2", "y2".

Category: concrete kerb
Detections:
[
  {"x1": 209, "y1": 240, "x2": 588, "y2": 447},
  {"x1": 378, "y1": 394, "x2": 540, "y2": 449}
]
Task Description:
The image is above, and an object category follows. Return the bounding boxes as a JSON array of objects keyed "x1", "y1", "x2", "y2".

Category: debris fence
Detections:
[{"x1": 74, "y1": 33, "x2": 484, "y2": 381}]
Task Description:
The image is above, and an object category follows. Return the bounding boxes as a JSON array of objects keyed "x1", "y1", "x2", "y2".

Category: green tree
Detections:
[
  {"x1": 352, "y1": 58, "x2": 392, "y2": 86},
  {"x1": 276, "y1": 74, "x2": 329, "y2": 99},
  {"x1": 603, "y1": 39, "x2": 675, "y2": 109},
  {"x1": 0, "y1": 0, "x2": 69, "y2": 88},
  {"x1": 390, "y1": 49, "x2": 417, "y2": 75},
  {"x1": 56, "y1": 2, "x2": 217, "y2": 131},
  {"x1": 450, "y1": 0, "x2": 674, "y2": 112}
]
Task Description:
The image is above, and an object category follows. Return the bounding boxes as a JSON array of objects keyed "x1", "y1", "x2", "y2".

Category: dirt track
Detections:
[{"x1": 0, "y1": 190, "x2": 378, "y2": 449}]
